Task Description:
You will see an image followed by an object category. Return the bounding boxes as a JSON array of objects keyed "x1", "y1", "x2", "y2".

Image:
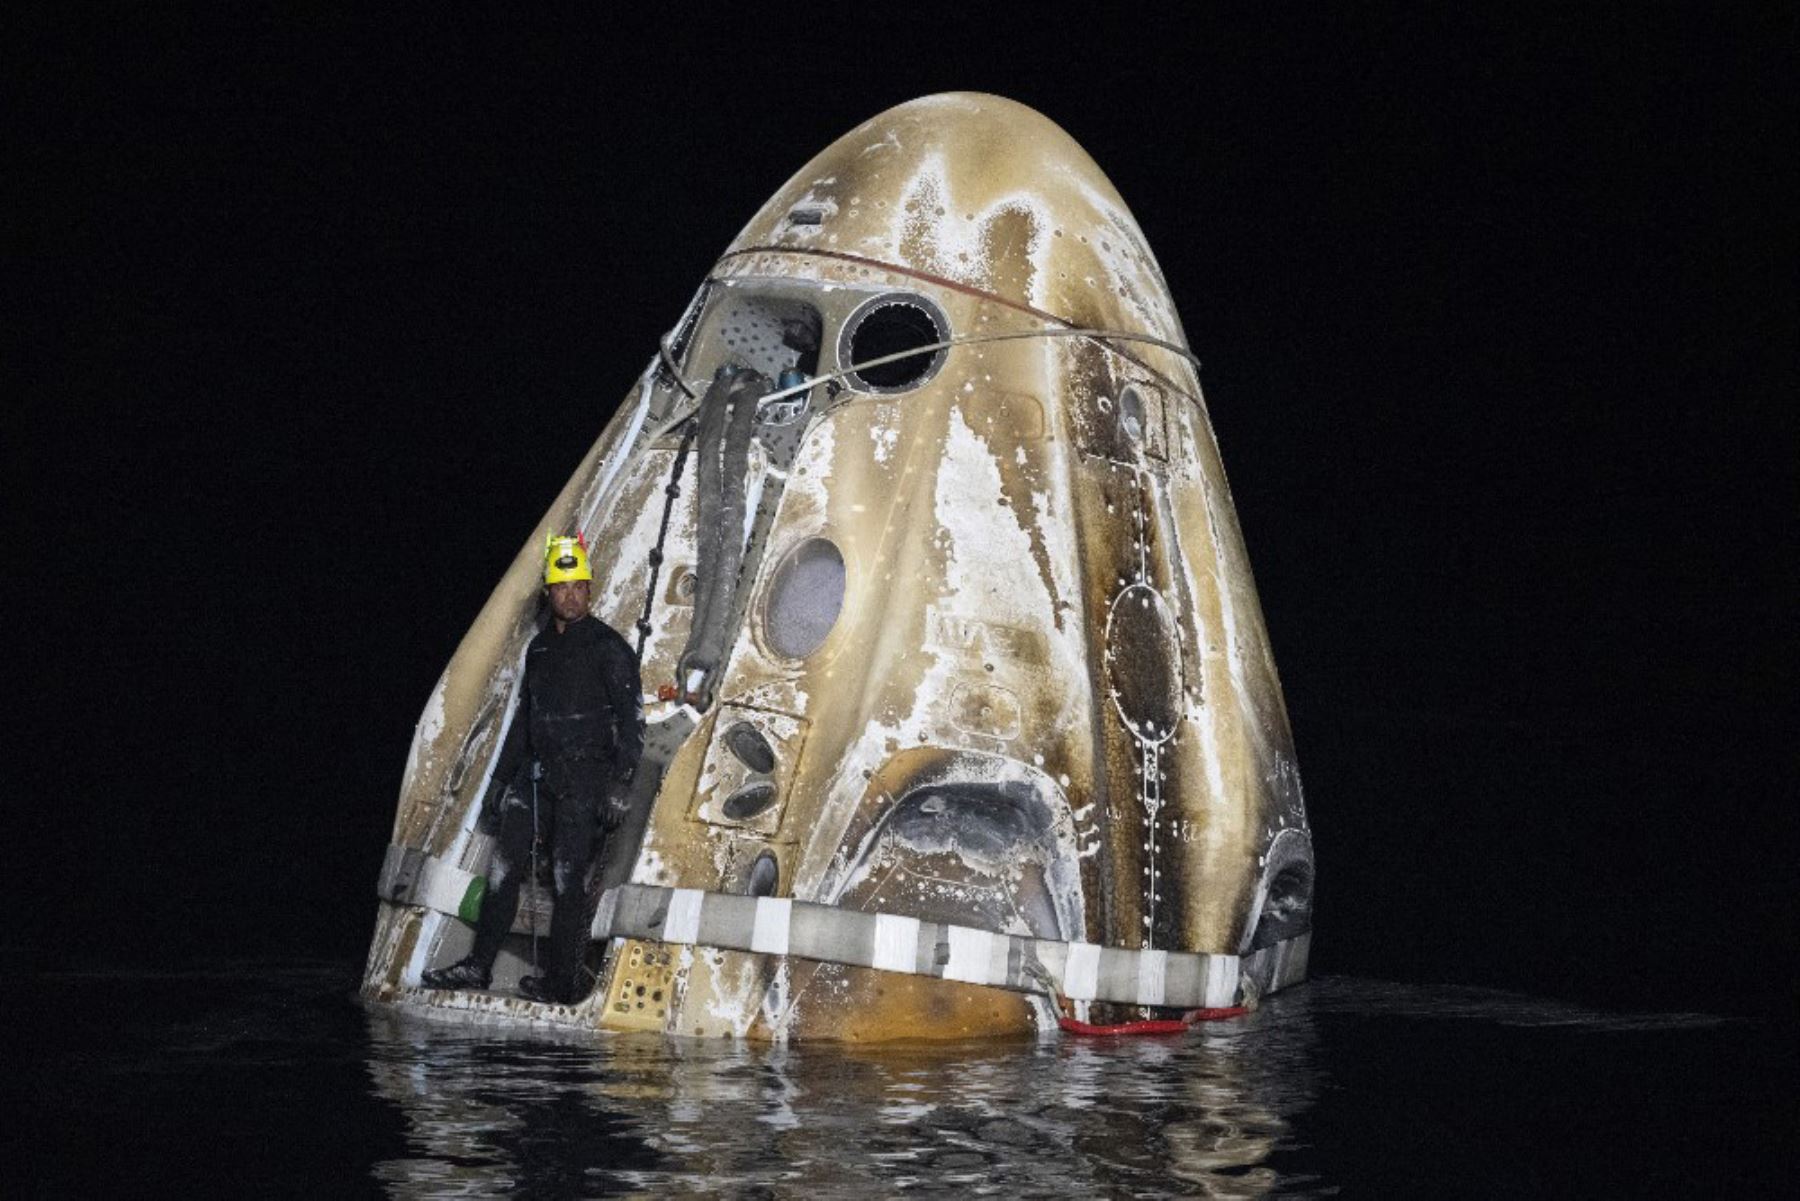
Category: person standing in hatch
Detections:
[{"x1": 422, "y1": 533, "x2": 644, "y2": 1004}]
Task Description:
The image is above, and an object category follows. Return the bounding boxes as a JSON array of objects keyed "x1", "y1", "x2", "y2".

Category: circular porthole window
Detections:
[
  {"x1": 763, "y1": 537, "x2": 846, "y2": 659},
  {"x1": 839, "y1": 293, "x2": 948, "y2": 393}
]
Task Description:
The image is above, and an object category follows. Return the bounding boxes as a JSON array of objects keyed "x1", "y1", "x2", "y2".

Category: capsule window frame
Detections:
[
  {"x1": 836, "y1": 292, "x2": 950, "y2": 395},
  {"x1": 758, "y1": 535, "x2": 849, "y2": 662}
]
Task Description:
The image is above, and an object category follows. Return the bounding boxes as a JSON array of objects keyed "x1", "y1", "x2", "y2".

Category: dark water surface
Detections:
[{"x1": 13, "y1": 963, "x2": 1787, "y2": 1197}]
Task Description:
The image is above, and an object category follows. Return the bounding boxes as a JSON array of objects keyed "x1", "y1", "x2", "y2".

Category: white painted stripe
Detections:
[
  {"x1": 1202, "y1": 954, "x2": 1240, "y2": 1009},
  {"x1": 1064, "y1": 941, "x2": 1101, "y2": 1001},
  {"x1": 663, "y1": 888, "x2": 704, "y2": 945},
  {"x1": 871, "y1": 914, "x2": 921, "y2": 974},
  {"x1": 943, "y1": 926, "x2": 996, "y2": 984},
  {"x1": 750, "y1": 897, "x2": 792, "y2": 956},
  {"x1": 388, "y1": 870, "x2": 1300, "y2": 1011},
  {"x1": 588, "y1": 887, "x2": 620, "y2": 939},
  {"x1": 1136, "y1": 949, "x2": 1168, "y2": 1007},
  {"x1": 577, "y1": 364, "x2": 655, "y2": 534}
]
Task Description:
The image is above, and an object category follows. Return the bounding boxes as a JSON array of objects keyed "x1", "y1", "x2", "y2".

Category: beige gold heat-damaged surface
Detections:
[{"x1": 364, "y1": 93, "x2": 1311, "y2": 1040}]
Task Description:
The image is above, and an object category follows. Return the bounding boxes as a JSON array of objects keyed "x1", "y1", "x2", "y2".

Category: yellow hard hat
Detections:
[{"x1": 544, "y1": 533, "x2": 593, "y2": 585}]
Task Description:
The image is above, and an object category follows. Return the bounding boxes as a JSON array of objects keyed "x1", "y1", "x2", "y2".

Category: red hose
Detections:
[{"x1": 1058, "y1": 1006, "x2": 1250, "y2": 1037}]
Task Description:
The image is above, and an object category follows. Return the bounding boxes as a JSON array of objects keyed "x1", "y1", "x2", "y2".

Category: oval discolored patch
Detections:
[{"x1": 1104, "y1": 584, "x2": 1184, "y2": 742}]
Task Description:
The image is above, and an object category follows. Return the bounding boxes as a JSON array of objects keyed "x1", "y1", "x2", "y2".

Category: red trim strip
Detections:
[{"x1": 1058, "y1": 1006, "x2": 1250, "y2": 1037}]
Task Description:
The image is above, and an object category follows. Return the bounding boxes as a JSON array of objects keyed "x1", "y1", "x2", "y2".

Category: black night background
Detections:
[{"x1": 10, "y1": 7, "x2": 1793, "y2": 1194}]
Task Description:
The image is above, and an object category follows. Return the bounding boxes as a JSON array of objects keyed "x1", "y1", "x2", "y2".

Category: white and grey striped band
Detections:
[{"x1": 379, "y1": 844, "x2": 1309, "y2": 1010}]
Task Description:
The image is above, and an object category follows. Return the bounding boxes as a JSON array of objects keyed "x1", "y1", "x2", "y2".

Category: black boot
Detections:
[
  {"x1": 517, "y1": 974, "x2": 567, "y2": 1004},
  {"x1": 420, "y1": 956, "x2": 491, "y2": 990}
]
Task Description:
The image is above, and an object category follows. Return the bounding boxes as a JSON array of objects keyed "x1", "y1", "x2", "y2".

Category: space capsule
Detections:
[{"x1": 363, "y1": 93, "x2": 1314, "y2": 1040}]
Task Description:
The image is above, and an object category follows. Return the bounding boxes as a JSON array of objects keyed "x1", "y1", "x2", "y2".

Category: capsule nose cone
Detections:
[{"x1": 725, "y1": 92, "x2": 1185, "y2": 345}]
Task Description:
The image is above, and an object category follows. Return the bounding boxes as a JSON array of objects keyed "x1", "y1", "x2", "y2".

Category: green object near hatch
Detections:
[{"x1": 458, "y1": 876, "x2": 486, "y2": 924}]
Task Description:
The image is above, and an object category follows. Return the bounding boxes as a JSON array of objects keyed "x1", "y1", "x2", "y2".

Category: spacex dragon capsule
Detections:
[{"x1": 364, "y1": 93, "x2": 1314, "y2": 1041}]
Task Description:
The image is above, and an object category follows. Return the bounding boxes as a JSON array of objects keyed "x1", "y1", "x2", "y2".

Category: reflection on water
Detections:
[
  {"x1": 16, "y1": 966, "x2": 1771, "y2": 1197},
  {"x1": 364, "y1": 995, "x2": 1323, "y2": 1198},
  {"x1": 360, "y1": 974, "x2": 1747, "y2": 1197}
]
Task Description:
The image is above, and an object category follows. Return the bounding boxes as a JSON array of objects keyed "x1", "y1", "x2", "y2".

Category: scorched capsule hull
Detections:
[{"x1": 363, "y1": 93, "x2": 1313, "y2": 1040}]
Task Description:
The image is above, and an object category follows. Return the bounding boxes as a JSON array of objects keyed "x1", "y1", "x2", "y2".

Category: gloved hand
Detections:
[{"x1": 599, "y1": 781, "x2": 633, "y2": 833}]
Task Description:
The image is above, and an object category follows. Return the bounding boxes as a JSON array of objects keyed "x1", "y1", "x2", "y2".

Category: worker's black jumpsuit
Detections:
[{"x1": 469, "y1": 613, "x2": 643, "y2": 1002}]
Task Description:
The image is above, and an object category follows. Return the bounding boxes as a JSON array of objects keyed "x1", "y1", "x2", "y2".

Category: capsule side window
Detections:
[
  {"x1": 837, "y1": 293, "x2": 948, "y2": 394},
  {"x1": 762, "y1": 537, "x2": 847, "y2": 659}
]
